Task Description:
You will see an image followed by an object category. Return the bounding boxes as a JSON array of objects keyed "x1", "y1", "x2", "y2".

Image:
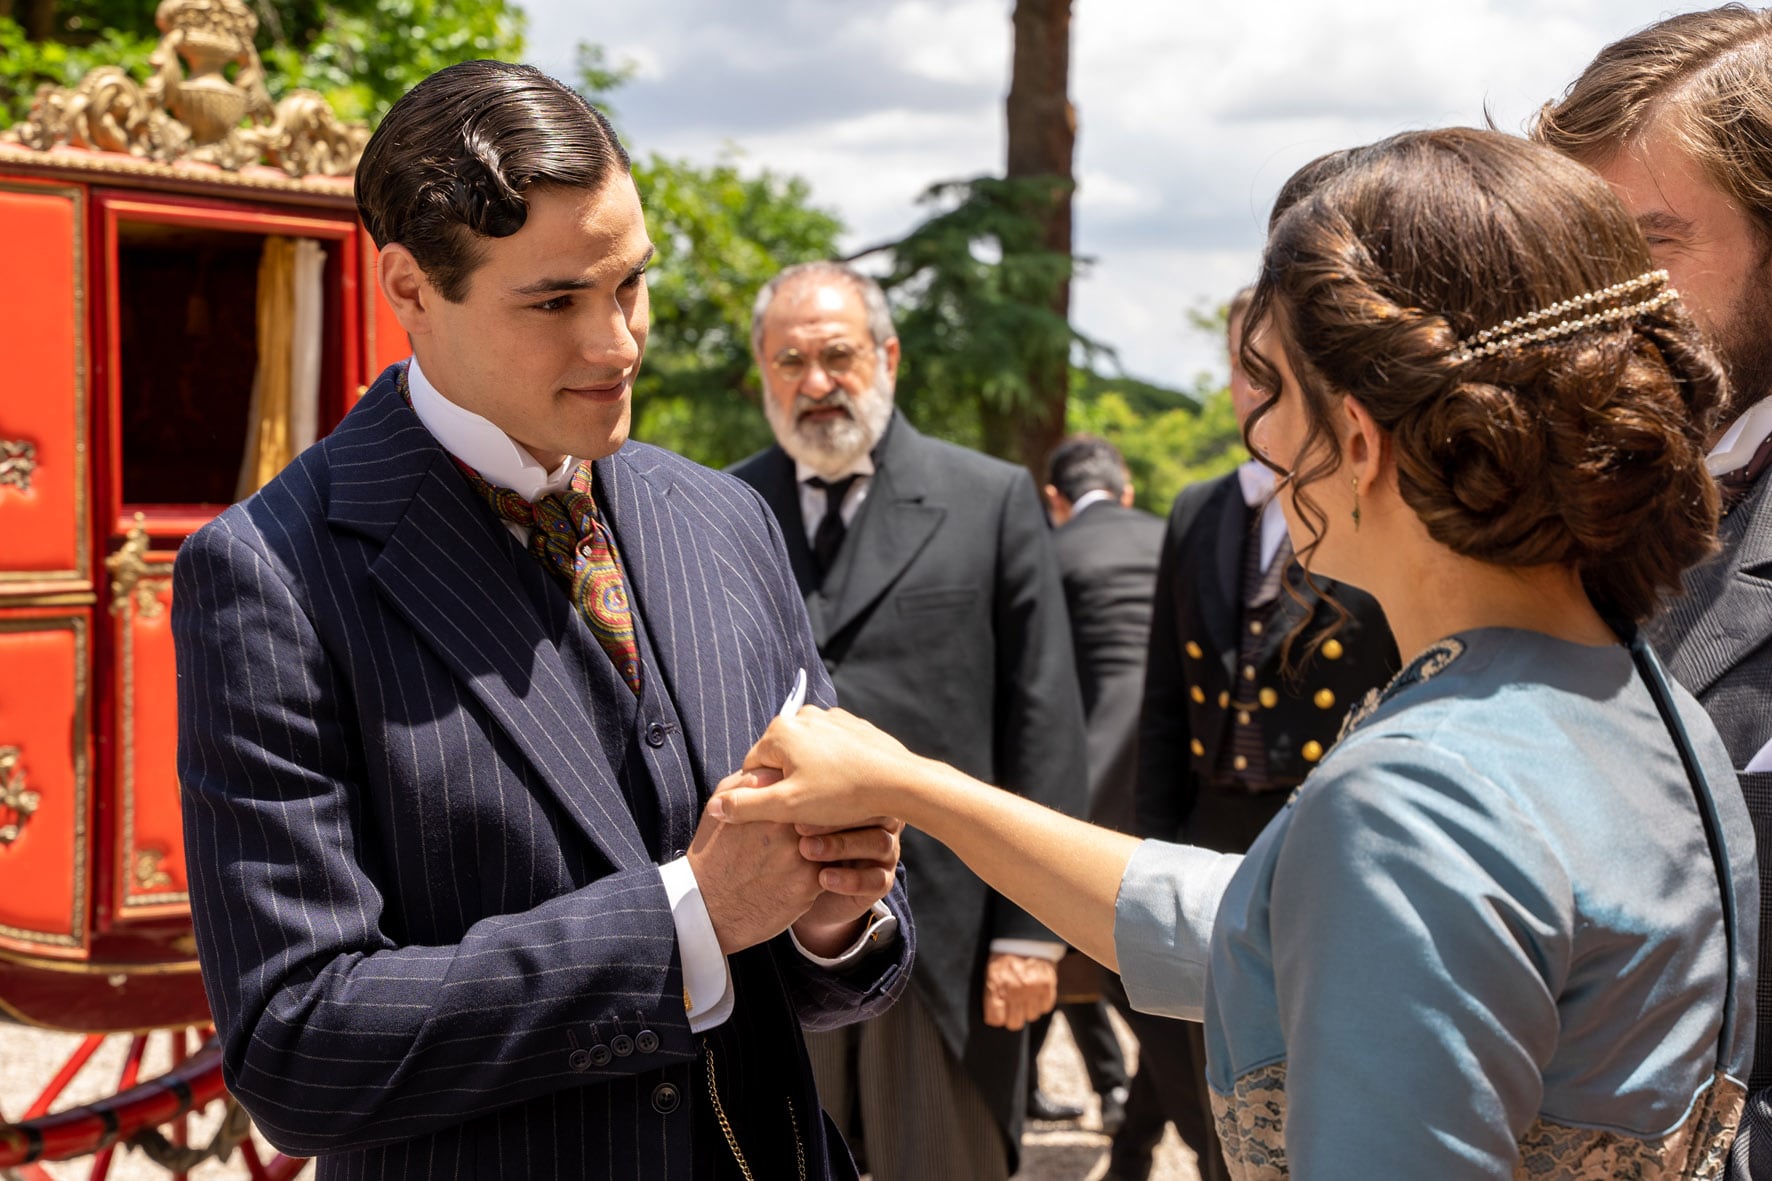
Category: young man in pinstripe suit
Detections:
[{"x1": 173, "y1": 60, "x2": 913, "y2": 1180}]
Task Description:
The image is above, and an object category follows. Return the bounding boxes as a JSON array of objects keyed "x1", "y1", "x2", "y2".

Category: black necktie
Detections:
[{"x1": 806, "y1": 475, "x2": 859, "y2": 579}]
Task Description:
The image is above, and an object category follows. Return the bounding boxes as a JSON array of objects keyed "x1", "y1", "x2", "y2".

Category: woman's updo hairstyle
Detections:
[{"x1": 1243, "y1": 128, "x2": 1726, "y2": 622}]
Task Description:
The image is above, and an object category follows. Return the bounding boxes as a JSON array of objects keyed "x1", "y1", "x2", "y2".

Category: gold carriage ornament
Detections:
[
  {"x1": 0, "y1": 746, "x2": 40, "y2": 847},
  {"x1": 1, "y1": 0, "x2": 368, "y2": 178}
]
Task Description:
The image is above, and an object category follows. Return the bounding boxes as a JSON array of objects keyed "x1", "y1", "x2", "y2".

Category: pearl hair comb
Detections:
[{"x1": 1451, "y1": 269, "x2": 1677, "y2": 363}]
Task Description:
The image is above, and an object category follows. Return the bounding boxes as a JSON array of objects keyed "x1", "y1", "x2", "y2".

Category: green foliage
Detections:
[
  {"x1": 1068, "y1": 361, "x2": 1247, "y2": 514},
  {"x1": 628, "y1": 154, "x2": 845, "y2": 468},
  {"x1": 255, "y1": 0, "x2": 526, "y2": 124},
  {"x1": 867, "y1": 175, "x2": 1088, "y2": 452},
  {"x1": 573, "y1": 41, "x2": 637, "y2": 119},
  {"x1": 0, "y1": 0, "x2": 525, "y2": 125},
  {"x1": 0, "y1": 16, "x2": 155, "y2": 123}
]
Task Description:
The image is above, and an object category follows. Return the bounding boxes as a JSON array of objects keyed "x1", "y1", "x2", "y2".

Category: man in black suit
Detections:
[
  {"x1": 1018, "y1": 436, "x2": 1163, "y2": 1134},
  {"x1": 732, "y1": 261, "x2": 1087, "y2": 1181},
  {"x1": 1118, "y1": 292, "x2": 1398, "y2": 1181},
  {"x1": 173, "y1": 63, "x2": 912, "y2": 1181}
]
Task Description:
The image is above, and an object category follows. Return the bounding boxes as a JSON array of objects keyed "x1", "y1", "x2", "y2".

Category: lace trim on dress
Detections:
[
  {"x1": 1210, "y1": 1062, "x2": 1288, "y2": 1181},
  {"x1": 1337, "y1": 636, "x2": 1467, "y2": 742},
  {"x1": 1514, "y1": 1072, "x2": 1745, "y2": 1181},
  {"x1": 1208, "y1": 1065, "x2": 1743, "y2": 1181}
]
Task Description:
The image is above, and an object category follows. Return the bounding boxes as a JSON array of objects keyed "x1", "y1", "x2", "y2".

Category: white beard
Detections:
[{"x1": 764, "y1": 368, "x2": 895, "y2": 478}]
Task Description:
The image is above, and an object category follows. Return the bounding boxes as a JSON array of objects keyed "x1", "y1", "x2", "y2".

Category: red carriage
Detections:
[{"x1": 0, "y1": 3, "x2": 405, "y2": 1174}]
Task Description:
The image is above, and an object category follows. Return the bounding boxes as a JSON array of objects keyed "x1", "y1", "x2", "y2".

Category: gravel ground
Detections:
[{"x1": 5, "y1": 1013, "x2": 1193, "y2": 1181}]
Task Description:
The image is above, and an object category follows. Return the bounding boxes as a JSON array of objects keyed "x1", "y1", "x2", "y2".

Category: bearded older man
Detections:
[{"x1": 731, "y1": 261, "x2": 1087, "y2": 1181}]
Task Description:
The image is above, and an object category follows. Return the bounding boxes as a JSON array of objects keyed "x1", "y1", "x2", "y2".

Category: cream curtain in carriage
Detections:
[{"x1": 236, "y1": 235, "x2": 325, "y2": 499}]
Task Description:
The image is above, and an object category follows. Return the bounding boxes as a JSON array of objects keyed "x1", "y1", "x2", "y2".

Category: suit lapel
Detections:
[
  {"x1": 1202, "y1": 482, "x2": 1248, "y2": 679},
  {"x1": 330, "y1": 380, "x2": 649, "y2": 871},
  {"x1": 1658, "y1": 476, "x2": 1772, "y2": 697},
  {"x1": 818, "y1": 416, "x2": 945, "y2": 645},
  {"x1": 596, "y1": 449, "x2": 758, "y2": 802}
]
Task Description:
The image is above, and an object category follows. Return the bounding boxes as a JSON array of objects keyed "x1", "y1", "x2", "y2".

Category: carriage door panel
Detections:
[
  {"x1": 104, "y1": 536, "x2": 183, "y2": 921},
  {"x1": 0, "y1": 613, "x2": 92, "y2": 961},
  {"x1": 93, "y1": 194, "x2": 357, "y2": 931},
  {"x1": 0, "y1": 182, "x2": 88, "y2": 592},
  {"x1": 0, "y1": 182, "x2": 92, "y2": 964}
]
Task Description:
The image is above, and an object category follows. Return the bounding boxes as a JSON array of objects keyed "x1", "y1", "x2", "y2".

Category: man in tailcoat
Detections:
[
  {"x1": 1535, "y1": 11, "x2": 1772, "y2": 1173},
  {"x1": 173, "y1": 62, "x2": 911, "y2": 1181},
  {"x1": 1118, "y1": 293, "x2": 1398, "y2": 1181},
  {"x1": 731, "y1": 261, "x2": 1087, "y2": 1181},
  {"x1": 1019, "y1": 436, "x2": 1165, "y2": 1134}
]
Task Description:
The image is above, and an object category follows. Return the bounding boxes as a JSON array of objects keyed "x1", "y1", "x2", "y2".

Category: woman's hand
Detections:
[{"x1": 709, "y1": 706, "x2": 920, "y2": 830}]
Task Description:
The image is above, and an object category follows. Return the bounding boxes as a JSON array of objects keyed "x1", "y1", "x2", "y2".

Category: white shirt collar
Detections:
[
  {"x1": 1236, "y1": 459, "x2": 1290, "y2": 572},
  {"x1": 1235, "y1": 459, "x2": 1274, "y2": 508},
  {"x1": 405, "y1": 355, "x2": 578, "y2": 500},
  {"x1": 1709, "y1": 395, "x2": 1772, "y2": 477},
  {"x1": 1068, "y1": 488, "x2": 1117, "y2": 517},
  {"x1": 793, "y1": 454, "x2": 876, "y2": 486}
]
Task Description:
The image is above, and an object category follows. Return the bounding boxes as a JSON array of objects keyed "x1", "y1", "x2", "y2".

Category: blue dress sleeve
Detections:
[{"x1": 1268, "y1": 736, "x2": 1574, "y2": 1179}]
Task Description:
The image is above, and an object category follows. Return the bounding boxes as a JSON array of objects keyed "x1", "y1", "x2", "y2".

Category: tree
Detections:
[
  {"x1": 0, "y1": 0, "x2": 525, "y2": 124},
  {"x1": 629, "y1": 154, "x2": 844, "y2": 468},
  {"x1": 861, "y1": 175, "x2": 1087, "y2": 454},
  {"x1": 999, "y1": 0, "x2": 1076, "y2": 476},
  {"x1": 1066, "y1": 302, "x2": 1249, "y2": 513}
]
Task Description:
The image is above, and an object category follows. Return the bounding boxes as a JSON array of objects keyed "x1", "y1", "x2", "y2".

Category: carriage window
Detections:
[{"x1": 118, "y1": 222, "x2": 336, "y2": 509}]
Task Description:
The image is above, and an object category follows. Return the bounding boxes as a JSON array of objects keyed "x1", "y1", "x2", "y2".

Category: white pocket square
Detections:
[{"x1": 1744, "y1": 736, "x2": 1772, "y2": 773}]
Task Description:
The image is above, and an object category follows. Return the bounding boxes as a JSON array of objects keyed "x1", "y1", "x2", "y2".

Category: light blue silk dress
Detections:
[{"x1": 1115, "y1": 628, "x2": 1757, "y2": 1180}]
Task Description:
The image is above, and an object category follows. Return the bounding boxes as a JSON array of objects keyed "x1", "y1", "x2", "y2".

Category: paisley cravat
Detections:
[{"x1": 465, "y1": 461, "x2": 642, "y2": 695}]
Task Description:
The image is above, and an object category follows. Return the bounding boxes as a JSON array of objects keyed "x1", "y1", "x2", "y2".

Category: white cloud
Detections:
[{"x1": 521, "y1": 0, "x2": 1725, "y2": 387}]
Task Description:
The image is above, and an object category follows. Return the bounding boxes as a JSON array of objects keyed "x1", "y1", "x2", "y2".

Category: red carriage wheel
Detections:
[{"x1": 0, "y1": 1028, "x2": 307, "y2": 1180}]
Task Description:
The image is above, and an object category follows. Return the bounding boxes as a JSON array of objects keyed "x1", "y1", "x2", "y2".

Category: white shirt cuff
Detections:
[
  {"x1": 989, "y1": 938, "x2": 1066, "y2": 961},
  {"x1": 790, "y1": 900, "x2": 898, "y2": 968},
  {"x1": 659, "y1": 857, "x2": 733, "y2": 1031}
]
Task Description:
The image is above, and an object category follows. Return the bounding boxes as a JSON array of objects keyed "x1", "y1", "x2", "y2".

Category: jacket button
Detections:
[
  {"x1": 646, "y1": 722, "x2": 668, "y2": 748},
  {"x1": 636, "y1": 1029, "x2": 660, "y2": 1054},
  {"x1": 568, "y1": 1049, "x2": 592, "y2": 1072},
  {"x1": 611, "y1": 1034, "x2": 635, "y2": 1058},
  {"x1": 589, "y1": 1044, "x2": 613, "y2": 1067},
  {"x1": 651, "y1": 1082, "x2": 681, "y2": 1114}
]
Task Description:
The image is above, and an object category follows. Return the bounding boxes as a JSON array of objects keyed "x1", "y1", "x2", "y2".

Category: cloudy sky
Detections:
[{"x1": 521, "y1": 1, "x2": 1713, "y2": 390}]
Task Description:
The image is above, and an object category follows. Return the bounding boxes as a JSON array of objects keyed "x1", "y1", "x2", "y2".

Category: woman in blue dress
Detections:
[{"x1": 713, "y1": 128, "x2": 1757, "y2": 1179}]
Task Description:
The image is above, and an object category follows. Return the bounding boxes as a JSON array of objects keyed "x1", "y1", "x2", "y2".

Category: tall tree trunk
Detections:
[
  {"x1": 17, "y1": 0, "x2": 56, "y2": 40},
  {"x1": 993, "y1": 0, "x2": 1075, "y2": 476}
]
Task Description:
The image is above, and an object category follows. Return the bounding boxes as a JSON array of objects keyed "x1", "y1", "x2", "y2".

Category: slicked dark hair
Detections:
[
  {"x1": 355, "y1": 60, "x2": 630, "y2": 302},
  {"x1": 1046, "y1": 434, "x2": 1129, "y2": 504}
]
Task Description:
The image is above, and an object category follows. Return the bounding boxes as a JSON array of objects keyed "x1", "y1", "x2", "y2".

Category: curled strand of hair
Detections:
[{"x1": 445, "y1": 125, "x2": 528, "y2": 239}]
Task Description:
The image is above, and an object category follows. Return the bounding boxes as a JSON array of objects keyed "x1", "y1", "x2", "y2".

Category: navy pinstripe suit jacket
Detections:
[{"x1": 173, "y1": 368, "x2": 913, "y2": 1179}]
